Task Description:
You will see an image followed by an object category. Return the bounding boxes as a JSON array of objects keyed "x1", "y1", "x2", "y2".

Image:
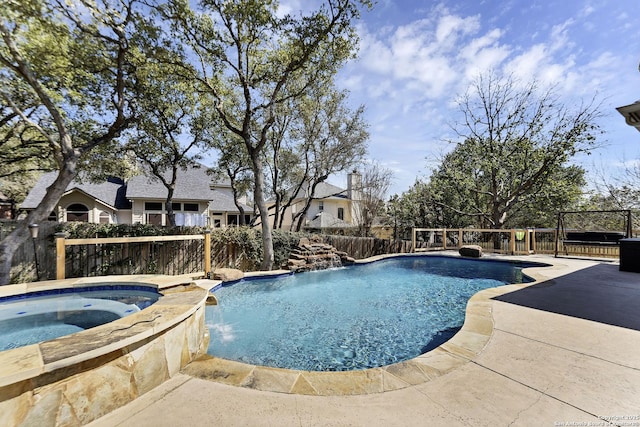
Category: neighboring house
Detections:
[
  {"x1": 273, "y1": 172, "x2": 361, "y2": 232},
  {"x1": 21, "y1": 174, "x2": 130, "y2": 224},
  {"x1": 0, "y1": 191, "x2": 16, "y2": 219},
  {"x1": 20, "y1": 166, "x2": 251, "y2": 227}
]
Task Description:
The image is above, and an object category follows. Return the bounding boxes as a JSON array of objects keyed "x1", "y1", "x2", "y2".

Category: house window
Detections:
[
  {"x1": 66, "y1": 203, "x2": 89, "y2": 222},
  {"x1": 338, "y1": 207, "x2": 344, "y2": 221},
  {"x1": 172, "y1": 202, "x2": 182, "y2": 211},
  {"x1": 99, "y1": 211, "x2": 111, "y2": 224},
  {"x1": 227, "y1": 214, "x2": 239, "y2": 226},
  {"x1": 47, "y1": 211, "x2": 57, "y2": 221},
  {"x1": 318, "y1": 201, "x2": 324, "y2": 211},
  {"x1": 146, "y1": 213, "x2": 163, "y2": 225},
  {"x1": 145, "y1": 202, "x2": 163, "y2": 211},
  {"x1": 183, "y1": 203, "x2": 199, "y2": 212},
  {"x1": 226, "y1": 214, "x2": 251, "y2": 226}
]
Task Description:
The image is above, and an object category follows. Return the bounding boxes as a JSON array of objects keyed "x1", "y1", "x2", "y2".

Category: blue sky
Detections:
[{"x1": 312, "y1": 0, "x2": 640, "y2": 196}]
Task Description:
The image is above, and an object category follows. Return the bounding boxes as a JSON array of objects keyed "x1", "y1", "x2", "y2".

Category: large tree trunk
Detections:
[
  {"x1": 165, "y1": 186, "x2": 176, "y2": 227},
  {"x1": 0, "y1": 165, "x2": 77, "y2": 285},
  {"x1": 251, "y1": 155, "x2": 274, "y2": 270},
  {"x1": 232, "y1": 186, "x2": 246, "y2": 226},
  {"x1": 294, "y1": 196, "x2": 314, "y2": 232}
]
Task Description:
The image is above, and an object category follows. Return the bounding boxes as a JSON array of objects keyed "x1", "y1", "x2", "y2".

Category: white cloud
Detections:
[
  {"x1": 549, "y1": 19, "x2": 575, "y2": 52},
  {"x1": 503, "y1": 44, "x2": 547, "y2": 82},
  {"x1": 337, "y1": 1, "x2": 638, "y2": 194},
  {"x1": 460, "y1": 28, "x2": 510, "y2": 80},
  {"x1": 355, "y1": 9, "x2": 503, "y2": 100},
  {"x1": 435, "y1": 14, "x2": 480, "y2": 45},
  {"x1": 579, "y1": 5, "x2": 595, "y2": 18}
]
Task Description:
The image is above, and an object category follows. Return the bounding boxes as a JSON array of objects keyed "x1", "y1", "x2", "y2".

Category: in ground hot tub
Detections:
[
  {"x1": 0, "y1": 285, "x2": 161, "y2": 351},
  {"x1": 0, "y1": 276, "x2": 213, "y2": 427}
]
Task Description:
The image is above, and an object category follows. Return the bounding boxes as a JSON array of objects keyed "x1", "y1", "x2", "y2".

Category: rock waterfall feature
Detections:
[{"x1": 286, "y1": 236, "x2": 355, "y2": 273}]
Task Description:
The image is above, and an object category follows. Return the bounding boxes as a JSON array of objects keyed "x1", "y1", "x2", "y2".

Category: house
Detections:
[
  {"x1": 20, "y1": 166, "x2": 251, "y2": 227},
  {"x1": 273, "y1": 172, "x2": 362, "y2": 232},
  {"x1": 0, "y1": 191, "x2": 16, "y2": 219}
]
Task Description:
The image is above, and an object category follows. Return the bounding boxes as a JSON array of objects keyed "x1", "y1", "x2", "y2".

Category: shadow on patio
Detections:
[{"x1": 493, "y1": 263, "x2": 640, "y2": 331}]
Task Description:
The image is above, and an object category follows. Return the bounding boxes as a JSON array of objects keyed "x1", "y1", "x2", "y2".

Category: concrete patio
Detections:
[{"x1": 90, "y1": 255, "x2": 640, "y2": 427}]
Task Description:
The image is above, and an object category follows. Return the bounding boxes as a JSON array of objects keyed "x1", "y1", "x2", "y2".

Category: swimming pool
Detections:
[
  {"x1": 0, "y1": 285, "x2": 161, "y2": 351},
  {"x1": 207, "y1": 255, "x2": 539, "y2": 371}
]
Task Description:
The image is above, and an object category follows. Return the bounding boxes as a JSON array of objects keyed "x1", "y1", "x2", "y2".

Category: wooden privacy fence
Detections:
[
  {"x1": 323, "y1": 235, "x2": 413, "y2": 259},
  {"x1": 54, "y1": 232, "x2": 211, "y2": 280},
  {"x1": 53, "y1": 233, "x2": 415, "y2": 280}
]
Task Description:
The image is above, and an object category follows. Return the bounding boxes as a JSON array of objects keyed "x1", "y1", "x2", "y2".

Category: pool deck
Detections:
[{"x1": 90, "y1": 254, "x2": 640, "y2": 427}]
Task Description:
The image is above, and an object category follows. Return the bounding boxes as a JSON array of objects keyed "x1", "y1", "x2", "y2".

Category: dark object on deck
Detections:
[
  {"x1": 563, "y1": 231, "x2": 626, "y2": 246},
  {"x1": 620, "y1": 238, "x2": 640, "y2": 273},
  {"x1": 555, "y1": 210, "x2": 632, "y2": 258},
  {"x1": 459, "y1": 245, "x2": 482, "y2": 258}
]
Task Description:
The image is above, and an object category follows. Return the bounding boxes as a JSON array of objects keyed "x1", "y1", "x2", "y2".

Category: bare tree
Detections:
[
  {"x1": 290, "y1": 85, "x2": 368, "y2": 231},
  {"x1": 351, "y1": 162, "x2": 393, "y2": 236},
  {"x1": 429, "y1": 71, "x2": 603, "y2": 231}
]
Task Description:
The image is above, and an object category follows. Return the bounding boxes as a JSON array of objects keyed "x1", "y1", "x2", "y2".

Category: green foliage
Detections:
[
  {"x1": 208, "y1": 226, "x2": 310, "y2": 270},
  {"x1": 161, "y1": 0, "x2": 371, "y2": 269},
  {"x1": 56, "y1": 222, "x2": 205, "y2": 239},
  {"x1": 54, "y1": 223, "x2": 310, "y2": 271},
  {"x1": 427, "y1": 143, "x2": 587, "y2": 228}
]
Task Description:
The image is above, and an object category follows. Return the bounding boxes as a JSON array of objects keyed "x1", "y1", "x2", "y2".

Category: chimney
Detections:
[{"x1": 347, "y1": 170, "x2": 361, "y2": 200}]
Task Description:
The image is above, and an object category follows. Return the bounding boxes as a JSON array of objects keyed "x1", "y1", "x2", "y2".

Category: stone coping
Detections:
[
  {"x1": 0, "y1": 274, "x2": 217, "y2": 389},
  {"x1": 186, "y1": 252, "x2": 558, "y2": 396}
]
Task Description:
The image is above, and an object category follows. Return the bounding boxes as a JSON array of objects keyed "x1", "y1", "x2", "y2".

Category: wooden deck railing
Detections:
[{"x1": 411, "y1": 227, "x2": 638, "y2": 258}]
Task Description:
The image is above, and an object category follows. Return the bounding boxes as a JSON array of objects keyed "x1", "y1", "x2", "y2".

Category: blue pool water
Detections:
[
  {"x1": 0, "y1": 286, "x2": 160, "y2": 351},
  {"x1": 207, "y1": 256, "x2": 538, "y2": 371}
]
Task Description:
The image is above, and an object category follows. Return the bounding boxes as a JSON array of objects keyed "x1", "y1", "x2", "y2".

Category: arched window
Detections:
[
  {"x1": 66, "y1": 203, "x2": 89, "y2": 222},
  {"x1": 99, "y1": 211, "x2": 111, "y2": 224}
]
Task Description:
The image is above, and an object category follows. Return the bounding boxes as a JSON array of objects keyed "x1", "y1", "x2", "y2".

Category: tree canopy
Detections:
[
  {"x1": 0, "y1": 0, "x2": 156, "y2": 284},
  {"x1": 429, "y1": 72, "x2": 601, "y2": 230},
  {"x1": 161, "y1": 0, "x2": 371, "y2": 269}
]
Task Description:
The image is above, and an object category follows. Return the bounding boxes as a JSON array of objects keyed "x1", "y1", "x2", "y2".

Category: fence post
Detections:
[
  {"x1": 509, "y1": 229, "x2": 516, "y2": 254},
  {"x1": 203, "y1": 230, "x2": 211, "y2": 278},
  {"x1": 55, "y1": 232, "x2": 66, "y2": 280},
  {"x1": 442, "y1": 229, "x2": 447, "y2": 250},
  {"x1": 458, "y1": 229, "x2": 463, "y2": 248},
  {"x1": 531, "y1": 229, "x2": 536, "y2": 253},
  {"x1": 412, "y1": 228, "x2": 416, "y2": 253}
]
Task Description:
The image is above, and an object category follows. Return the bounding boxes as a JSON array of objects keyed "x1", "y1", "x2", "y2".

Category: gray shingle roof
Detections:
[
  {"x1": 21, "y1": 166, "x2": 246, "y2": 214},
  {"x1": 208, "y1": 189, "x2": 251, "y2": 212},
  {"x1": 272, "y1": 181, "x2": 348, "y2": 203},
  {"x1": 126, "y1": 166, "x2": 215, "y2": 201},
  {"x1": 21, "y1": 172, "x2": 129, "y2": 210}
]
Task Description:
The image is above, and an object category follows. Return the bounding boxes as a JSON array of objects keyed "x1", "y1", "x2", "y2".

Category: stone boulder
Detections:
[
  {"x1": 212, "y1": 268, "x2": 244, "y2": 282},
  {"x1": 459, "y1": 245, "x2": 483, "y2": 258}
]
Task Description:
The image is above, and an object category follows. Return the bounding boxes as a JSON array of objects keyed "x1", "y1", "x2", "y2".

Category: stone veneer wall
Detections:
[
  {"x1": 286, "y1": 236, "x2": 355, "y2": 273},
  {"x1": 0, "y1": 277, "x2": 211, "y2": 427}
]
